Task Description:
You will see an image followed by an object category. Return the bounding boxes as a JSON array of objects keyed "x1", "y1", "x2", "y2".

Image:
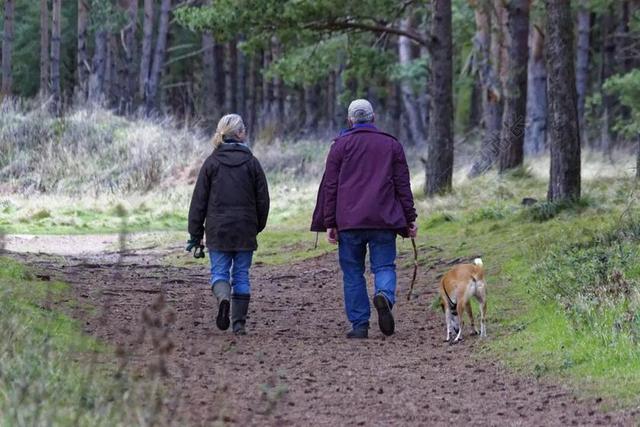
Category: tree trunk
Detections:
[
  {"x1": 600, "y1": 8, "x2": 616, "y2": 155},
  {"x1": 139, "y1": 0, "x2": 154, "y2": 100},
  {"x1": 398, "y1": 17, "x2": 427, "y2": 146},
  {"x1": 2, "y1": 0, "x2": 15, "y2": 96},
  {"x1": 575, "y1": 0, "x2": 590, "y2": 142},
  {"x1": 214, "y1": 42, "x2": 226, "y2": 116},
  {"x1": 498, "y1": 0, "x2": 530, "y2": 172},
  {"x1": 262, "y1": 44, "x2": 274, "y2": 125},
  {"x1": 39, "y1": 0, "x2": 50, "y2": 96},
  {"x1": 524, "y1": 24, "x2": 547, "y2": 155},
  {"x1": 425, "y1": 0, "x2": 454, "y2": 196},
  {"x1": 225, "y1": 40, "x2": 237, "y2": 113},
  {"x1": 76, "y1": 0, "x2": 89, "y2": 102},
  {"x1": 122, "y1": 0, "x2": 138, "y2": 113},
  {"x1": 468, "y1": 0, "x2": 502, "y2": 177},
  {"x1": 545, "y1": 0, "x2": 581, "y2": 202},
  {"x1": 51, "y1": 0, "x2": 62, "y2": 114},
  {"x1": 202, "y1": 31, "x2": 217, "y2": 125},
  {"x1": 237, "y1": 39, "x2": 247, "y2": 119},
  {"x1": 145, "y1": 0, "x2": 171, "y2": 114},
  {"x1": 272, "y1": 37, "x2": 284, "y2": 127},
  {"x1": 303, "y1": 83, "x2": 320, "y2": 132},
  {"x1": 247, "y1": 52, "x2": 259, "y2": 134},
  {"x1": 88, "y1": 30, "x2": 108, "y2": 104}
]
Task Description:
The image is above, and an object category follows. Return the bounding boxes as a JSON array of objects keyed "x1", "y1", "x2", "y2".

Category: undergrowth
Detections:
[{"x1": 0, "y1": 257, "x2": 169, "y2": 426}]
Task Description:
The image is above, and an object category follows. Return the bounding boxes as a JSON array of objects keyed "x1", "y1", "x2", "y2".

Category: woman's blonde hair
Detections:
[{"x1": 212, "y1": 114, "x2": 246, "y2": 148}]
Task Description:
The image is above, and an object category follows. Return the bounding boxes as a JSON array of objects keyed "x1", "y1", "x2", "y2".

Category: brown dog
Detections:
[{"x1": 439, "y1": 258, "x2": 487, "y2": 343}]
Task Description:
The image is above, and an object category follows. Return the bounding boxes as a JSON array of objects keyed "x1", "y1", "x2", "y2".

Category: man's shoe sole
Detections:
[
  {"x1": 216, "y1": 300, "x2": 230, "y2": 330},
  {"x1": 346, "y1": 330, "x2": 368, "y2": 339},
  {"x1": 373, "y1": 295, "x2": 395, "y2": 336}
]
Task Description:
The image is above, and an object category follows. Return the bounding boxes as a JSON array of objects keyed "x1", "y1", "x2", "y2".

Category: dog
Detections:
[{"x1": 439, "y1": 258, "x2": 487, "y2": 343}]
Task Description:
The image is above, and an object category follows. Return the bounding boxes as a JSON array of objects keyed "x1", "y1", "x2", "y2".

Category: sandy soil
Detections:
[{"x1": 5, "y1": 237, "x2": 638, "y2": 426}]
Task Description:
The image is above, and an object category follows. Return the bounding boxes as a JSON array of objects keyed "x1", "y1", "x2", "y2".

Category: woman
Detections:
[{"x1": 187, "y1": 114, "x2": 270, "y2": 335}]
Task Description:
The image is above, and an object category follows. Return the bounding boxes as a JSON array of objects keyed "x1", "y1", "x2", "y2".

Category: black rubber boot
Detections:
[
  {"x1": 373, "y1": 293, "x2": 395, "y2": 336},
  {"x1": 212, "y1": 281, "x2": 231, "y2": 331},
  {"x1": 231, "y1": 294, "x2": 250, "y2": 335}
]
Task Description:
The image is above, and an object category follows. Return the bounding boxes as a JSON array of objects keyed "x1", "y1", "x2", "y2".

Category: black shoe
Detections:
[
  {"x1": 346, "y1": 329, "x2": 368, "y2": 339},
  {"x1": 216, "y1": 300, "x2": 230, "y2": 330},
  {"x1": 373, "y1": 294, "x2": 395, "y2": 336}
]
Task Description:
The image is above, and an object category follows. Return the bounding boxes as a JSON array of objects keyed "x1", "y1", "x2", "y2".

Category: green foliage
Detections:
[{"x1": 604, "y1": 69, "x2": 640, "y2": 138}]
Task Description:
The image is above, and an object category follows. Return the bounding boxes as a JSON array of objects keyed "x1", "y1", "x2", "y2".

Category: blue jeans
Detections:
[
  {"x1": 338, "y1": 229, "x2": 397, "y2": 330},
  {"x1": 210, "y1": 251, "x2": 253, "y2": 295}
]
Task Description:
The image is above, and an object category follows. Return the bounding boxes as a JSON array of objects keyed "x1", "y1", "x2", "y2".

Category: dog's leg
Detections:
[
  {"x1": 466, "y1": 301, "x2": 479, "y2": 335},
  {"x1": 475, "y1": 286, "x2": 487, "y2": 338},
  {"x1": 444, "y1": 306, "x2": 451, "y2": 342},
  {"x1": 453, "y1": 301, "x2": 464, "y2": 343},
  {"x1": 479, "y1": 299, "x2": 487, "y2": 337}
]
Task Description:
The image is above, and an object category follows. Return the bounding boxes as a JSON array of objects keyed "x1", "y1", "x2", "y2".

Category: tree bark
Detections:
[
  {"x1": 76, "y1": 0, "x2": 89, "y2": 102},
  {"x1": 88, "y1": 30, "x2": 108, "y2": 104},
  {"x1": 524, "y1": 24, "x2": 547, "y2": 155},
  {"x1": 498, "y1": 0, "x2": 530, "y2": 172},
  {"x1": 145, "y1": 0, "x2": 171, "y2": 114},
  {"x1": 425, "y1": 0, "x2": 454, "y2": 196},
  {"x1": 575, "y1": 0, "x2": 590, "y2": 142},
  {"x1": 545, "y1": 0, "x2": 581, "y2": 202},
  {"x1": 122, "y1": 0, "x2": 138, "y2": 113},
  {"x1": 2, "y1": 0, "x2": 15, "y2": 96},
  {"x1": 39, "y1": 0, "x2": 50, "y2": 96},
  {"x1": 398, "y1": 16, "x2": 427, "y2": 146},
  {"x1": 139, "y1": 0, "x2": 154, "y2": 100},
  {"x1": 468, "y1": 0, "x2": 502, "y2": 177},
  {"x1": 51, "y1": 0, "x2": 62, "y2": 114}
]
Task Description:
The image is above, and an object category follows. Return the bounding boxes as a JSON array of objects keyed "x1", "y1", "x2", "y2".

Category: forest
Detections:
[
  {"x1": 1, "y1": 0, "x2": 640, "y2": 426},
  {"x1": 1, "y1": 0, "x2": 638, "y2": 196}
]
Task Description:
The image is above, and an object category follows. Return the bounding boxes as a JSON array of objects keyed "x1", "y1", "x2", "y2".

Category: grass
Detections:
[
  {"x1": 0, "y1": 257, "x2": 168, "y2": 426},
  {"x1": 413, "y1": 163, "x2": 640, "y2": 408},
  {"x1": 3, "y1": 121, "x2": 640, "y2": 412}
]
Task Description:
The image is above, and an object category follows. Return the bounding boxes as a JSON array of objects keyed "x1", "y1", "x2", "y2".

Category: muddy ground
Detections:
[{"x1": 7, "y1": 238, "x2": 638, "y2": 426}]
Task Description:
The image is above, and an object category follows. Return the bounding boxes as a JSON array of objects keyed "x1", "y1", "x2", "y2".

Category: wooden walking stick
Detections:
[{"x1": 406, "y1": 238, "x2": 419, "y2": 301}]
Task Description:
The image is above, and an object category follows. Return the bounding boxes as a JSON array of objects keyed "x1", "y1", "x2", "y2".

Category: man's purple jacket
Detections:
[{"x1": 310, "y1": 125, "x2": 417, "y2": 238}]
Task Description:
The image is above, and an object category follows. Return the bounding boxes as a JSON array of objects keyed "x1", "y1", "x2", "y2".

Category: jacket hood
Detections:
[{"x1": 213, "y1": 143, "x2": 253, "y2": 167}]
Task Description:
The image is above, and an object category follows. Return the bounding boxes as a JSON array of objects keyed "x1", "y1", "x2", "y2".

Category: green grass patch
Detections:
[
  {"x1": 0, "y1": 257, "x2": 167, "y2": 425},
  {"x1": 417, "y1": 174, "x2": 640, "y2": 407}
]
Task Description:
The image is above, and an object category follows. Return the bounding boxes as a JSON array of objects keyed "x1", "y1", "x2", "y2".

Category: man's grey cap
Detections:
[{"x1": 348, "y1": 99, "x2": 374, "y2": 123}]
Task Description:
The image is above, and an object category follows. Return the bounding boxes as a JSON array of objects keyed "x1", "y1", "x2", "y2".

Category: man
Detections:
[{"x1": 311, "y1": 99, "x2": 417, "y2": 339}]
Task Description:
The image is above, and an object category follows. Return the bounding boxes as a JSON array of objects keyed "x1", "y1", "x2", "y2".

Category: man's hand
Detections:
[
  {"x1": 408, "y1": 222, "x2": 418, "y2": 238},
  {"x1": 327, "y1": 228, "x2": 338, "y2": 245},
  {"x1": 186, "y1": 236, "x2": 203, "y2": 252}
]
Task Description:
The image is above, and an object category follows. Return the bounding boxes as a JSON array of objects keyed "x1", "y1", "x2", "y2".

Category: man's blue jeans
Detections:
[
  {"x1": 338, "y1": 229, "x2": 397, "y2": 330},
  {"x1": 210, "y1": 251, "x2": 253, "y2": 295}
]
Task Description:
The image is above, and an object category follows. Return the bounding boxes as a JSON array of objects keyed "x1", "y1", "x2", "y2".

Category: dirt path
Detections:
[{"x1": 8, "y1": 242, "x2": 637, "y2": 426}]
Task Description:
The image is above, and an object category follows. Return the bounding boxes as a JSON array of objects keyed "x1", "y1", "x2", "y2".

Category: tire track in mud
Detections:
[{"x1": 12, "y1": 249, "x2": 638, "y2": 426}]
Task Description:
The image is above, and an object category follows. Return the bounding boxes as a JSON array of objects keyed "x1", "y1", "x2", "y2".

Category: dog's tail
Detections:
[{"x1": 474, "y1": 258, "x2": 483, "y2": 267}]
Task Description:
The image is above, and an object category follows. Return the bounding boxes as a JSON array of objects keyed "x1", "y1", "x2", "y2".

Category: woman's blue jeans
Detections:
[{"x1": 209, "y1": 250, "x2": 253, "y2": 295}]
